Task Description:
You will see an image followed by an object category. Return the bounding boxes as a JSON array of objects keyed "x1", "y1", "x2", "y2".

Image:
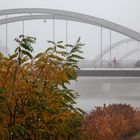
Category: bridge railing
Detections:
[{"x1": 78, "y1": 60, "x2": 140, "y2": 69}]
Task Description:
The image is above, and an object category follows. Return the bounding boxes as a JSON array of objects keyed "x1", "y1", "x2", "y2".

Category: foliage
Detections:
[
  {"x1": 0, "y1": 35, "x2": 84, "y2": 140},
  {"x1": 80, "y1": 104, "x2": 140, "y2": 140},
  {"x1": 131, "y1": 132, "x2": 140, "y2": 140}
]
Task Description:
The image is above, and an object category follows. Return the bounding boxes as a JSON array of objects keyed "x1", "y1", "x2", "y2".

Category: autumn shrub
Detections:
[
  {"x1": 80, "y1": 104, "x2": 140, "y2": 140},
  {"x1": 0, "y1": 35, "x2": 84, "y2": 140}
]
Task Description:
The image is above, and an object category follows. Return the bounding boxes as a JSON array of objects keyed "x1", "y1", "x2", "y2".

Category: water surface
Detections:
[{"x1": 70, "y1": 77, "x2": 140, "y2": 111}]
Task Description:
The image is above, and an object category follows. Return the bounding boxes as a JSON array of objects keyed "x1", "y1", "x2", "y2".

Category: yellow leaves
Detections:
[
  {"x1": 53, "y1": 69, "x2": 69, "y2": 85},
  {"x1": 49, "y1": 112, "x2": 70, "y2": 122},
  {"x1": 0, "y1": 36, "x2": 84, "y2": 140},
  {"x1": 0, "y1": 126, "x2": 9, "y2": 139},
  {"x1": 65, "y1": 67, "x2": 78, "y2": 80}
]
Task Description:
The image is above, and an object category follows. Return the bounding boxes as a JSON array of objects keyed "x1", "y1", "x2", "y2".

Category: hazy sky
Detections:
[
  {"x1": 1, "y1": 0, "x2": 140, "y2": 111},
  {"x1": 0, "y1": 0, "x2": 140, "y2": 60},
  {"x1": 0, "y1": 0, "x2": 140, "y2": 31}
]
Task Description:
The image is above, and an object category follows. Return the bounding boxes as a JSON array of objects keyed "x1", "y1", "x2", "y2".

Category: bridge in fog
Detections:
[
  {"x1": 1, "y1": 8, "x2": 140, "y2": 77},
  {"x1": 77, "y1": 59, "x2": 140, "y2": 77}
]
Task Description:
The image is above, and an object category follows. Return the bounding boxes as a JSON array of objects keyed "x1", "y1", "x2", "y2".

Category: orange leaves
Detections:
[
  {"x1": 0, "y1": 35, "x2": 84, "y2": 140},
  {"x1": 81, "y1": 104, "x2": 140, "y2": 140}
]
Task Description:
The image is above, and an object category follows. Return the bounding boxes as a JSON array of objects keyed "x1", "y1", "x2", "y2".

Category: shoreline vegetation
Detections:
[{"x1": 0, "y1": 35, "x2": 140, "y2": 140}]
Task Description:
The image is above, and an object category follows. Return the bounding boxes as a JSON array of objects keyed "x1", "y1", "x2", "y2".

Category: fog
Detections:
[
  {"x1": 1, "y1": 0, "x2": 140, "y2": 31},
  {"x1": 0, "y1": 0, "x2": 140, "y2": 60},
  {"x1": 70, "y1": 77, "x2": 140, "y2": 111},
  {"x1": 1, "y1": 0, "x2": 140, "y2": 111}
]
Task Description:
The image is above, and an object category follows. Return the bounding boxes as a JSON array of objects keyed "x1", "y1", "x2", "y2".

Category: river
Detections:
[{"x1": 70, "y1": 77, "x2": 140, "y2": 112}]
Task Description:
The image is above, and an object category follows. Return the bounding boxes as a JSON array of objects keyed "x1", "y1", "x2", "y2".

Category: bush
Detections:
[
  {"x1": 0, "y1": 35, "x2": 84, "y2": 140},
  {"x1": 81, "y1": 104, "x2": 140, "y2": 140}
]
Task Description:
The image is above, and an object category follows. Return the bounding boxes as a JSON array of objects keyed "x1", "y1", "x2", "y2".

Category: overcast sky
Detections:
[
  {"x1": 0, "y1": 0, "x2": 140, "y2": 60},
  {"x1": 1, "y1": 0, "x2": 140, "y2": 110},
  {"x1": 0, "y1": 0, "x2": 140, "y2": 31}
]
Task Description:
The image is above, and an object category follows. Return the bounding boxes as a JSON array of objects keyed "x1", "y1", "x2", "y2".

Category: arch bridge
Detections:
[{"x1": 0, "y1": 8, "x2": 140, "y2": 76}]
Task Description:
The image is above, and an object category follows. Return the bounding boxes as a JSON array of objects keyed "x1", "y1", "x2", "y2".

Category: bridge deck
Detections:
[{"x1": 78, "y1": 69, "x2": 140, "y2": 77}]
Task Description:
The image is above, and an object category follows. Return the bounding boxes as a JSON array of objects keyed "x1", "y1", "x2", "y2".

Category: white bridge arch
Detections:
[
  {"x1": 0, "y1": 8, "x2": 140, "y2": 41},
  {"x1": 1, "y1": 8, "x2": 140, "y2": 72},
  {"x1": 94, "y1": 38, "x2": 135, "y2": 62}
]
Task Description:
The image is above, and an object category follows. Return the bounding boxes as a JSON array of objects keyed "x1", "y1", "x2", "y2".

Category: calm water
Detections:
[{"x1": 69, "y1": 77, "x2": 140, "y2": 112}]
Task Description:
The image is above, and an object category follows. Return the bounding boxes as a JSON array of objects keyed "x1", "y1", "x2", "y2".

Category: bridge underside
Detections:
[{"x1": 78, "y1": 70, "x2": 140, "y2": 77}]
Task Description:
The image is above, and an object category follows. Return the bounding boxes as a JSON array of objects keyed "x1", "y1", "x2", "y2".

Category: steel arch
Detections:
[
  {"x1": 94, "y1": 38, "x2": 134, "y2": 62},
  {"x1": 0, "y1": 8, "x2": 140, "y2": 41},
  {"x1": 119, "y1": 47, "x2": 140, "y2": 61}
]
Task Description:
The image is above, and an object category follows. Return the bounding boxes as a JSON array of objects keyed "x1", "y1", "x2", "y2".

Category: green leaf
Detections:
[
  {"x1": 0, "y1": 88, "x2": 6, "y2": 103},
  {"x1": 19, "y1": 34, "x2": 25, "y2": 38},
  {"x1": 20, "y1": 43, "x2": 33, "y2": 52},
  {"x1": 67, "y1": 58, "x2": 78, "y2": 63},
  {"x1": 0, "y1": 88, "x2": 6, "y2": 94},
  {"x1": 56, "y1": 51, "x2": 69, "y2": 56},
  {"x1": 61, "y1": 83, "x2": 68, "y2": 89},
  {"x1": 57, "y1": 41, "x2": 63, "y2": 44},
  {"x1": 77, "y1": 108, "x2": 85, "y2": 114},
  {"x1": 67, "y1": 54, "x2": 84, "y2": 60},
  {"x1": 15, "y1": 46, "x2": 21, "y2": 53},
  {"x1": 66, "y1": 70, "x2": 77, "y2": 80},
  {"x1": 77, "y1": 50, "x2": 83, "y2": 53},
  {"x1": 21, "y1": 56, "x2": 29, "y2": 63},
  {"x1": 78, "y1": 43, "x2": 85, "y2": 46},
  {"x1": 45, "y1": 47, "x2": 54, "y2": 52},
  {"x1": 72, "y1": 64, "x2": 79, "y2": 69},
  {"x1": 21, "y1": 50, "x2": 33, "y2": 59},
  {"x1": 0, "y1": 96, "x2": 6, "y2": 103},
  {"x1": 34, "y1": 53, "x2": 44, "y2": 59},
  {"x1": 47, "y1": 40, "x2": 56, "y2": 45},
  {"x1": 57, "y1": 45, "x2": 65, "y2": 49},
  {"x1": 24, "y1": 36, "x2": 36, "y2": 43},
  {"x1": 14, "y1": 38, "x2": 20, "y2": 43},
  {"x1": 65, "y1": 44, "x2": 74, "y2": 48},
  {"x1": 9, "y1": 53, "x2": 18, "y2": 59},
  {"x1": 70, "y1": 47, "x2": 79, "y2": 53}
]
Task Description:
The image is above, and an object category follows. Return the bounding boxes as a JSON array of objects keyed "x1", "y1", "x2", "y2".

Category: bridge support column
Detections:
[
  {"x1": 100, "y1": 26, "x2": 103, "y2": 67},
  {"x1": 137, "y1": 41, "x2": 139, "y2": 60},
  {"x1": 66, "y1": 20, "x2": 68, "y2": 44},
  {"x1": 109, "y1": 29, "x2": 112, "y2": 65},
  {"x1": 53, "y1": 14, "x2": 55, "y2": 42},
  {"x1": 22, "y1": 20, "x2": 24, "y2": 35}
]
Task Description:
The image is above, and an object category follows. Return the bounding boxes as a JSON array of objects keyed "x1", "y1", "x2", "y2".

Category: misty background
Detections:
[{"x1": 0, "y1": 0, "x2": 140, "y2": 111}]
